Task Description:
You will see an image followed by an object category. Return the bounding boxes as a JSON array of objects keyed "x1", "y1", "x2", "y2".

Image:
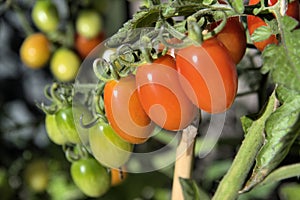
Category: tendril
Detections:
[
  {"x1": 64, "y1": 144, "x2": 89, "y2": 163},
  {"x1": 93, "y1": 58, "x2": 116, "y2": 82},
  {"x1": 79, "y1": 114, "x2": 101, "y2": 129}
]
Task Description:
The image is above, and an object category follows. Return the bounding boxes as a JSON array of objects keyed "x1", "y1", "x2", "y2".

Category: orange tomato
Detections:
[
  {"x1": 210, "y1": 17, "x2": 246, "y2": 64},
  {"x1": 176, "y1": 38, "x2": 238, "y2": 113},
  {"x1": 136, "y1": 55, "x2": 198, "y2": 130},
  {"x1": 75, "y1": 32, "x2": 105, "y2": 58},
  {"x1": 20, "y1": 33, "x2": 51, "y2": 69},
  {"x1": 111, "y1": 167, "x2": 127, "y2": 186},
  {"x1": 104, "y1": 75, "x2": 155, "y2": 144}
]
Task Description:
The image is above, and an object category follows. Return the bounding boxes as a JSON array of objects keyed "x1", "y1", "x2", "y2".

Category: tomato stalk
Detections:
[
  {"x1": 171, "y1": 125, "x2": 197, "y2": 200},
  {"x1": 212, "y1": 92, "x2": 279, "y2": 200}
]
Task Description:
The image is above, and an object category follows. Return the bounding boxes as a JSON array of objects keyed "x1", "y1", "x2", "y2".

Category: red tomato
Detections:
[
  {"x1": 136, "y1": 55, "x2": 198, "y2": 131},
  {"x1": 104, "y1": 75, "x2": 155, "y2": 144},
  {"x1": 75, "y1": 32, "x2": 105, "y2": 58},
  {"x1": 247, "y1": 0, "x2": 299, "y2": 51},
  {"x1": 210, "y1": 17, "x2": 246, "y2": 64},
  {"x1": 176, "y1": 38, "x2": 238, "y2": 113}
]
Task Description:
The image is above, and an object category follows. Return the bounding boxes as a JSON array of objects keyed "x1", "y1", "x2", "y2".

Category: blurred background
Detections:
[{"x1": 1, "y1": 0, "x2": 298, "y2": 200}]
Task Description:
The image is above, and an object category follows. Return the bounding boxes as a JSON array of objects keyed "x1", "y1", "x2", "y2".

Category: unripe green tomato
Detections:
[
  {"x1": 50, "y1": 48, "x2": 80, "y2": 82},
  {"x1": 71, "y1": 158, "x2": 110, "y2": 197},
  {"x1": 89, "y1": 122, "x2": 133, "y2": 168},
  {"x1": 31, "y1": 0, "x2": 59, "y2": 32},
  {"x1": 55, "y1": 106, "x2": 81, "y2": 144},
  {"x1": 76, "y1": 10, "x2": 103, "y2": 39},
  {"x1": 45, "y1": 114, "x2": 68, "y2": 145}
]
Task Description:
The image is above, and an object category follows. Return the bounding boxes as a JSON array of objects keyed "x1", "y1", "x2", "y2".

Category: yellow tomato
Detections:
[{"x1": 20, "y1": 33, "x2": 51, "y2": 69}]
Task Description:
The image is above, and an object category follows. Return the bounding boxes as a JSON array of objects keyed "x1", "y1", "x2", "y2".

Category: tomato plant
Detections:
[
  {"x1": 104, "y1": 75, "x2": 155, "y2": 144},
  {"x1": 71, "y1": 158, "x2": 110, "y2": 198},
  {"x1": 136, "y1": 55, "x2": 198, "y2": 131},
  {"x1": 50, "y1": 47, "x2": 80, "y2": 82},
  {"x1": 20, "y1": 33, "x2": 51, "y2": 69},
  {"x1": 247, "y1": 0, "x2": 299, "y2": 51},
  {"x1": 76, "y1": 9, "x2": 103, "y2": 39},
  {"x1": 24, "y1": 159, "x2": 49, "y2": 193},
  {"x1": 45, "y1": 114, "x2": 68, "y2": 145},
  {"x1": 89, "y1": 122, "x2": 133, "y2": 168},
  {"x1": 31, "y1": 0, "x2": 59, "y2": 33},
  {"x1": 176, "y1": 37, "x2": 238, "y2": 113},
  {"x1": 55, "y1": 106, "x2": 81, "y2": 144},
  {"x1": 75, "y1": 32, "x2": 105, "y2": 58},
  {"x1": 210, "y1": 17, "x2": 246, "y2": 64}
]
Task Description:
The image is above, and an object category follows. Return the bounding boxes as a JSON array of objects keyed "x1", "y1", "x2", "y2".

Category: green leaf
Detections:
[
  {"x1": 251, "y1": 25, "x2": 273, "y2": 42},
  {"x1": 240, "y1": 116, "x2": 254, "y2": 134},
  {"x1": 279, "y1": 183, "x2": 300, "y2": 200},
  {"x1": 261, "y1": 16, "x2": 300, "y2": 92},
  {"x1": 228, "y1": 0, "x2": 244, "y2": 14},
  {"x1": 241, "y1": 91, "x2": 300, "y2": 192},
  {"x1": 259, "y1": 163, "x2": 300, "y2": 187},
  {"x1": 179, "y1": 178, "x2": 209, "y2": 200}
]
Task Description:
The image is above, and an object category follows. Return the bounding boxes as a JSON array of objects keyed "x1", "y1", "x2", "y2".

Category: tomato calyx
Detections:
[{"x1": 64, "y1": 143, "x2": 89, "y2": 163}]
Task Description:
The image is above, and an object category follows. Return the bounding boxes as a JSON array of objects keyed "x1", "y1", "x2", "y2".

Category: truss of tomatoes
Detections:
[{"x1": 101, "y1": 15, "x2": 245, "y2": 146}]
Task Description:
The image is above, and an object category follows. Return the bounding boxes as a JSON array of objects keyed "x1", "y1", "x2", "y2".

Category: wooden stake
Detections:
[{"x1": 171, "y1": 125, "x2": 197, "y2": 200}]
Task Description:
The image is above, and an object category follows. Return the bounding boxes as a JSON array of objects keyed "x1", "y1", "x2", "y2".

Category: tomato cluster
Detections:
[
  {"x1": 19, "y1": 0, "x2": 106, "y2": 82},
  {"x1": 38, "y1": 0, "x2": 300, "y2": 198},
  {"x1": 40, "y1": 82, "x2": 129, "y2": 198},
  {"x1": 247, "y1": 0, "x2": 300, "y2": 51}
]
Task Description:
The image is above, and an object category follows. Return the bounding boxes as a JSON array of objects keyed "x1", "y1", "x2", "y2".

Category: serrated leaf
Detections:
[
  {"x1": 276, "y1": 85, "x2": 299, "y2": 103},
  {"x1": 241, "y1": 91, "x2": 300, "y2": 192},
  {"x1": 179, "y1": 178, "x2": 202, "y2": 200},
  {"x1": 251, "y1": 25, "x2": 273, "y2": 42},
  {"x1": 261, "y1": 16, "x2": 300, "y2": 92},
  {"x1": 228, "y1": 0, "x2": 244, "y2": 14}
]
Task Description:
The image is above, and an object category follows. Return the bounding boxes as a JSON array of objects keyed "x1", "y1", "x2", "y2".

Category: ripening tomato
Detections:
[
  {"x1": 247, "y1": 0, "x2": 299, "y2": 51},
  {"x1": 24, "y1": 159, "x2": 49, "y2": 193},
  {"x1": 71, "y1": 158, "x2": 110, "y2": 197},
  {"x1": 20, "y1": 33, "x2": 51, "y2": 69},
  {"x1": 111, "y1": 167, "x2": 127, "y2": 186},
  {"x1": 89, "y1": 122, "x2": 133, "y2": 168},
  {"x1": 76, "y1": 10, "x2": 103, "y2": 39},
  {"x1": 31, "y1": 0, "x2": 59, "y2": 33},
  {"x1": 75, "y1": 32, "x2": 105, "y2": 58},
  {"x1": 136, "y1": 55, "x2": 198, "y2": 131},
  {"x1": 104, "y1": 75, "x2": 155, "y2": 144},
  {"x1": 176, "y1": 38, "x2": 238, "y2": 113},
  {"x1": 210, "y1": 17, "x2": 246, "y2": 64},
  {"x1": 50, "y1": 48, "x2": 80, "y2": 82}
]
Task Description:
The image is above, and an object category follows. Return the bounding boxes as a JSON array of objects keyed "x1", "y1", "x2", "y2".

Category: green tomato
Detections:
[
  {"x1": 32, "y1": 0, "x2": 59, "y2": 32},
  {"x1": 76, "y1": 10, "x2": 103, "y2": 39},
  {"x1": 45, "y1": 114, "x2": 68, "y2": 145},
  {"x1": 89, "y1": 122, "x2": 133, "y2": 168},
  {"x1": 50, "y1": 48, "x2": 80, "y2": 82},
  {"x1": 71, "y1": 158, "x2": 110, "y2": 197},
  {"x1": 55, "y1": 106, "x2": 81, "y2": 144}
]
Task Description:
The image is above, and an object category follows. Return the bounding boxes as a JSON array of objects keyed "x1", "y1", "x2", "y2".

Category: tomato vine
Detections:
[{"x1": 32, "y1": 0, "x2": 300, "y2": 199}]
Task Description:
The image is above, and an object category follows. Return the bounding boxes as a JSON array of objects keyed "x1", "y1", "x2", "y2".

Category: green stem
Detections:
[
  {"x1": 13, "y1": 4, "x2": 34, "y2": 36},
  {"x1": 212, "y1": 92, "x2": 278, "y2": 200}
]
